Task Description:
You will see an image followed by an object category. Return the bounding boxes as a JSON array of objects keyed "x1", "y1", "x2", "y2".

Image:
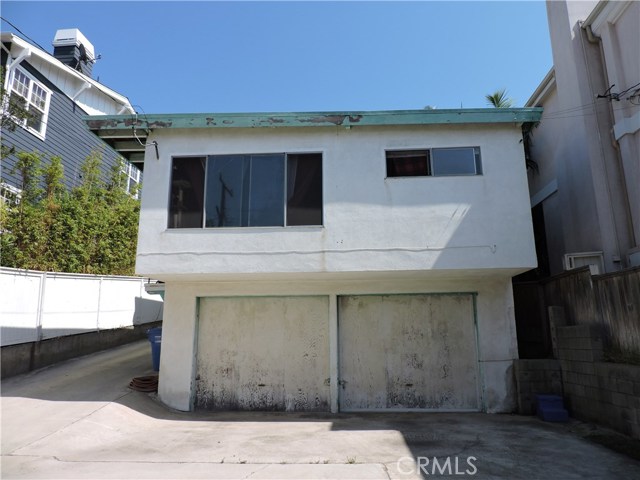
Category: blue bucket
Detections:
[{"x1": 147, "y1": 327, "x2": 162, "y2": 371}]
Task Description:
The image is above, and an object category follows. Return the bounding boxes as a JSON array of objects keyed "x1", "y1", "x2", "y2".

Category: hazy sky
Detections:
[{"x1": 2, "y1": 1, "x2": 553, "y2": 113}]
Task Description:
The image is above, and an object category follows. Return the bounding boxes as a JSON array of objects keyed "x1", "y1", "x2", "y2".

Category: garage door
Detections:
[
  {"x1": 195, "y1": 296, "x2": 330, "y2": 411},
  {"x1": 338, "y1": 294, "x2": 479, "y2": 411}
]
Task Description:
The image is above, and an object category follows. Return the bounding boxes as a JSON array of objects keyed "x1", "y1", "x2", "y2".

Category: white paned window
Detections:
[
  {"x1": 121, "y1": 160, "x2": 141, "y2": 198},
  {"x1": 8, "y1": 67, "x2": 51, "y2": 139},
  {"x1": 0, "y1": 182, "x2": 22, "y2": 206}
]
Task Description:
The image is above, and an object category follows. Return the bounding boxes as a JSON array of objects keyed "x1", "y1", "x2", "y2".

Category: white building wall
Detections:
[
  {"x1": 137, "y1": 124, "x2": 536, "y2": 279},
  {"x1": 157, "y1": 274, "x2": 518, "y2": 413},
  {"x1": 526, "y1": 0, "x2": 638, "y2": 274},
  {"x1": 590, "y1": 1, "x2": 640, "y2": 255}
]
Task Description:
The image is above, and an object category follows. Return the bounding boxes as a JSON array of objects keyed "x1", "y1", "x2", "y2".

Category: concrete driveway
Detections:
[{"x1": 2, "y1": 341, "x2": 639, "y2": 479}]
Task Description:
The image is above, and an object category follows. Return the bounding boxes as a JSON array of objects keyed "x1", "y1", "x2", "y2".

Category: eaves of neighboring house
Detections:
[
  {"x1": 1, "y1": 29, "x2": 141, "y2": 200},
  {"x1": 87, "y1": 107, "x2": 542, "y2": 415}
]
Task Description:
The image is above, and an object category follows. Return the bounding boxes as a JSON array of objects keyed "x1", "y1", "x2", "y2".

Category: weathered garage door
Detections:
[
  {"x1": 338, "y1": 294, "x2": 479, "y2": 411},
  {"x1": 196, "y1": 296, "x2": 330, "y2": 411}
]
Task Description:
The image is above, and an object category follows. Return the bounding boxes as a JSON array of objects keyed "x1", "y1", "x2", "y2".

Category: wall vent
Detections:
[{"x1": 563, "y1": 251, "x2": 604, "y2": 275}]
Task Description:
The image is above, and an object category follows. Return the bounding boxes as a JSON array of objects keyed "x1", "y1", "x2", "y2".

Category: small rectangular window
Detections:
[
  {"x1": 169, "y1": 157, "x2": 205, "y2": 228},
  {"x1": 386, "y1": 150, "x2": 430, "y2": 177},
  {"x1": 386, "y1": 147, "x2": 481, "y2": 178},
  {"x1": 431, "y1": 147, "x2": 481, "y2": 176}
]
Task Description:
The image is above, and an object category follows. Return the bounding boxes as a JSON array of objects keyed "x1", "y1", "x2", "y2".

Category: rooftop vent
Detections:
[{"x1": 52, "y1": 28, "x2": 96, "y2": 77}]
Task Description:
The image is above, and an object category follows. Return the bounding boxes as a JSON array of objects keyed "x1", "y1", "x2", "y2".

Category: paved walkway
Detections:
[{"x1": 2, "y1": 341, "x2": 639, "y2": 479}]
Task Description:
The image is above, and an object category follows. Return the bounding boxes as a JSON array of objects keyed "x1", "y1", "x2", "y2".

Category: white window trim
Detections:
[
  {"x1": 0, "y1": 182, "x2": 22, "y2": 205},
  {"x1": 121, "y1": 160, "x2": 141, "y2": 198},
  {"x1": 7, "y1": 66, "x2": 52, "y2": 141},
  {"x1": 385, "y1": 146, "x2": 483, "y2": 178}
]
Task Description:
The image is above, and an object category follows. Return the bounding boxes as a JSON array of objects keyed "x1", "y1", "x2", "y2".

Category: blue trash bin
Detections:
[{"x1": 147, "y1": 327, "x2": 162, "y2": 371}]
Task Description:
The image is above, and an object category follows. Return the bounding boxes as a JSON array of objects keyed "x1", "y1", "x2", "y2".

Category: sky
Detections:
[{"x1": 1, "y1": 1, "x2": 553, "y2": 114}]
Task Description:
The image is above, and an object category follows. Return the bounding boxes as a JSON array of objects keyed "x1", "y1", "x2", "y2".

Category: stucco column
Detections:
[
  {"x1": 475, "y1": 279, "x2": 519, "y2": 413},
  {"x1": 157, "y1": 283, "x2": 198, "y2": 411}
]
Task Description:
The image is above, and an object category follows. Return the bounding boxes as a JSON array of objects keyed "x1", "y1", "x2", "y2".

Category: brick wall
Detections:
[
  {"x1": 558, "y1": 325, "x2": 640, "y2": 439},
  {"x1": 514, "y1": 322, "x2": 640, "y2": 440},
  {"x1": 514, "y1": 359, "x2": 563, "y2": 414}
]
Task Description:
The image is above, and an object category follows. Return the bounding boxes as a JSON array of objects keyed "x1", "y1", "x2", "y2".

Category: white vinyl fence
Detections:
[{"x1": 1, "y1": 267, "x2": 163, "y2": 347}]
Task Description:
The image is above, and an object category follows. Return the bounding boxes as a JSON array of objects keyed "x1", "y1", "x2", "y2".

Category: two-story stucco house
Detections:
[{"x1": 87, "y1": 108, "x2": 542, "y2": 413}]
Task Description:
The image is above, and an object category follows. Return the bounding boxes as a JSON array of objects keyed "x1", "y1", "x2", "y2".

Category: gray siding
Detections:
[{"x1": 1, "y1": 59, "x2": 123, "y2": 192}]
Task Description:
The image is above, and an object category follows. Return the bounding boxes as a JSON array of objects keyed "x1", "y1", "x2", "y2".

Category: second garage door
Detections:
[{"x1": 338, "y1": 294, "x2": 479, "y2": 411}]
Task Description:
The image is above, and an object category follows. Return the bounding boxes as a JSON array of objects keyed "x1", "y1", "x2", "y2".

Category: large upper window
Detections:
[
  {"x1": 7, "y1": 67, "x2": 51, "y2": 139},
  {"x1": 386, "y1": 147, "x2": 482, "y2": 177},
  {"x1": 169, "y1": 153, "x2": 322, "y2": 229}
]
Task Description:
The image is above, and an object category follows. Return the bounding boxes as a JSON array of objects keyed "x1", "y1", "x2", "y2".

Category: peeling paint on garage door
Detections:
[
  {"x1": 338, "y1": 294, "x2": 479, "y2": 411},
  {"x1": 196, "y1": 296, "x2": 330, "y2": 411}
]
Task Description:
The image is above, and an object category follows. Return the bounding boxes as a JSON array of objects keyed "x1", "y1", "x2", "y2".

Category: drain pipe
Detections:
[
  {"x1": 579, "y1": 2, "x2": 638, "y2": 258},
  {"x1": 584, "y1": 23, "x2": 600, "y2": 44}
]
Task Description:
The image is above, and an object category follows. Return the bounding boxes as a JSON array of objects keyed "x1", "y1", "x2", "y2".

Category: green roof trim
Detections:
[{"x1": 85, "y1": 108, "x2": 542, "y2": 131}]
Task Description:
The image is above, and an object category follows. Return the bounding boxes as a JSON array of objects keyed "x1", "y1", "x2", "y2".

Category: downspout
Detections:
[
  {"x1": 584, "y1": 24, "x2": 599, "y2": 44},
  {"x1": 579, "y1": 13, "x2": 637, "y2": 258}
]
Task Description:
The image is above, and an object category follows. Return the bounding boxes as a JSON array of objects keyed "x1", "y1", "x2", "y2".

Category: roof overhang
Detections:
[
  {"x1": 85, "y1": 108, "x2": 543, "y2": 169},
  {"x1": 525, "y1": 69, "x2": 556, "y2": 107}
]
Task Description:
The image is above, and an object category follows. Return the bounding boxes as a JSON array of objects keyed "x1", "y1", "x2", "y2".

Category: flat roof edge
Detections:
[{"x1": 85, "y1": 108, "x2": 543, "y2": 131}]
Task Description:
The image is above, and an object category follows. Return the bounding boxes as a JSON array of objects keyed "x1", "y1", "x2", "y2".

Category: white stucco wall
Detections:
[
  {"x1": 158, "y1": 274, "x2": 519, "y2": 413},
  {"x1": 590, "y1": 1, "x2": 640, "y2": 253},
  {"x1": 136, "y1": 123, "x2": 535, "y2": 279},
  {"x1": 525, "y1": 1, "x2": 639, "y2": 275},
  {"x1": 137, "y1": 119, "x2": 533, "y2": 413}
]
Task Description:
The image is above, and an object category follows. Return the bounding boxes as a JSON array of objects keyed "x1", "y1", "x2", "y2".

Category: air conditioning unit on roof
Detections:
[{"x1": 563, "y1": 251, "x2": 604, "y2": 275}]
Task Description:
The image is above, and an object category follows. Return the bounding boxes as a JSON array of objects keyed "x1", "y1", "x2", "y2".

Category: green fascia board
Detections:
[{"x1": 85, "y1": 108, "x2": 543, "y2": 131}]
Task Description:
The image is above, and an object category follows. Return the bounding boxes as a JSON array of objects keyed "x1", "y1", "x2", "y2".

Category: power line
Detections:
[{"x1": 0, "y1": 17, "x2": 48, "y2": 53}]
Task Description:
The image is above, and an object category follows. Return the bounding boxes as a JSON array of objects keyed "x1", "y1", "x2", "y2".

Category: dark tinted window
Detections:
[
  {"x1": 168, "y1": 157, "x2": 205, "y2": 228},
  {"x1": 205, "y1": 154, "x2": 285, "y2": 227},
  {"x1": 386, "y1": 150, "x2": 430, "y2": 177},
  {"x1": 287, "y1": 153, "x2": 323, "y2": 226},
  {"x1": 169, "y1": 152, "x2": 323, "y2": 229}
]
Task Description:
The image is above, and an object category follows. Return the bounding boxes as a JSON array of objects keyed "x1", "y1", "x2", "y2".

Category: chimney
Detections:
[{"x1": 52, "y1": 29, "x2": 96, "y2": 77}]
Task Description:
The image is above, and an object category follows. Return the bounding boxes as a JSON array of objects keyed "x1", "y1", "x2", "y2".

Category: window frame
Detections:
[
  {"x1": 385, "y1": 146, "x2": 482, "y2": 178},
  {"x1": 121, "y1": 160, "x2": 141, "y2": 199},
  {"x1": 0, "y1": 182, "x2": 22, "y2": 206},
  {"x1": 6, "y1": 66, "x2": 52, "y2": 140},
  {"x1": 168, "y1": 151, "x2": 323, "y2": 230}
]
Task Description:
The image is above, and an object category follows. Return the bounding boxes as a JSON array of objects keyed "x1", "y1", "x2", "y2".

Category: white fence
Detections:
[{"x1": 1, "y1": 267, "x2": 163, "y2": 347}]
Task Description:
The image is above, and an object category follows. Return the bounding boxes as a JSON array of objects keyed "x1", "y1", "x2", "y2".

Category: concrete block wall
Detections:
[
  {"x1": 557, "y1": 325, "x2": 640, "y2": 439},
  {"x1": 514, "y1": 359, "x2": 563, "y2": 414}
]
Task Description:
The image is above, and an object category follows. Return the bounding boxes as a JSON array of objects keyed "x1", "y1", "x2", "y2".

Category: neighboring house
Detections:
[
  {"x1": 87, "y1": 108, "x2": 542, "y2": 413},
  {"x1": 1, "y1": 28, "x2": 141, "y2": 199},
  {"x1": 524, "y1": 0, "x2": 639, "y2": 276}
]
